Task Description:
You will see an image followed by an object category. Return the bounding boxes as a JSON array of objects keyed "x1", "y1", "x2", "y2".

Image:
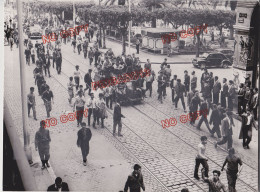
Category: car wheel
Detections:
[
  {"x1": 200, "y1": 63, "x2": 206, "y2": 69},
  {"x1": 222, "y1": 62, "x2": 228, "y2": 69}
]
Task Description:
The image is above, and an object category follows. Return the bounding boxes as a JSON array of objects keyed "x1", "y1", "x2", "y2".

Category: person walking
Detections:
[
  {"x1": 184, "y1": 70, "x2": 190, "y2": 93},
  {"x1": 31, "y1": 48, "x2": 36, "y2": 64},
  {"x1": 227, "y1": 80, "x2": 236, "y2": 111},
  {"x1": 83, "y1": 40, "x2": 88, "y2": 59},
  {"x1": 190, "y1": 91, "x2": 201, "y2": 126},
  {"x1": 209, "y1": 104, "x2": 222, "y2": 139},
  {"x1": 239, "y1": 109, "x2": 257, "y2": 149},
  {"x1": 201, "y1": 169, "x2": 227, "y2": 192},
  {"x1": 221, "y1": 148, "x2": 243, "y2": 192},
  {"x1": 42, "y1": 86, "x2": 54, "y2": 118},
  {"x1": 174, "y1": 79, "x2": 186, "y2": 112},
  {"x1": 124, "y1": 164, "x2": 145, "y2": 192},
  {"x1": 72, "y1": 38, "x2": 76, "y2": 53},
  {"x1": 212, "y1": 76, "x2": 221, "y2": 105},
  {"x1": 27, "y1": 87, "x2": 37, "y2": 121},
  {"x1": 190, "y1": 71, "x2": 197, "y2": 91},
  {"x1": 44, "y1": 54, "x2": 51, "y2": 77},
  {"x1": 67, "y1": 77, "x2": 75, "y2": 104},
  {"x1": 74, "y1": 65, "x2": 83, "y2": 91},
  {"x1": 84, "y1": 69, "x2": 93, "y2": 96},
  {"x1": 86, "y1": 93, "x2": 95, "y2": 126},
  {"x1": 194, "y1": 136, "x2": 209, "y2": 180},
  {"x1": 157, "y1": 71, "x2": 167, "y2": 104},
  {"x1": 136, "y1": 38, "x2": 140, "y2": 54},
  {"x1": 215, "y1": 111, "x2": 234, "y2": 149},
  {"x1": 25, "y1": 46, "x2": 31, "y2": 65},
  {"x1": 144, "y1": 71, "x2": 154, "y2": 97},
  {"x1": 196, "y1": 99, "x2": 211, "y2": 132},
  {"x1": 74, "y1": 91, "x2": 86, "y2": 127},
  {"x1": 88, "y1": 47, "x2": 94, "y2": 65},
  {"x1": 170, "y1": 75, "x2": 178, "y2": 104},
  {"x1": 35, "y1": 121, "x2": 51, "y2": 169},
  {"x1": 52, "y1": 48, "x2": 57, "y2": 68},
  {"x1": 221, "y1": 78, "x2": 228, "y2": 108},
  {"x1": 47, "y1": 177, "x2": 69, "y2": 191},
  {"x1": 113, "y1": 100, "x2": 125, "y2": 137},
  {"x1": 56, "y1": 49, "x2": 62, "y2": 74},
  {"x1": 237, "y1": 83, "x2": 246, "y2": 115},
  {"x1": 77, "y1": 122, "x2": 92, "y2": 166}
]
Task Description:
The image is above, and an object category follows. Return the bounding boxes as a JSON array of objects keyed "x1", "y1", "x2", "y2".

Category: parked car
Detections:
[
  {"x1": 192, "y1": 53, "x2": 232, "y2": 69},
  {"x1": 29, "y1": 25, "x2": 42, "y2": 39},
  {"x1": 215, "y1": 49, "x2": 234, "y2": 62}
]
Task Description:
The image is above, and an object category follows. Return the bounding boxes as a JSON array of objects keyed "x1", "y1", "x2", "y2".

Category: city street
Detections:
[{"x1": 3, "y1": 1, "x2": 259, "y2": 192}]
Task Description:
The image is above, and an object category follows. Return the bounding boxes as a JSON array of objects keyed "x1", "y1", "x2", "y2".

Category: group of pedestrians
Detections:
[{"x1": 194, "y1": 136, "x2": 243, "y2": 192}]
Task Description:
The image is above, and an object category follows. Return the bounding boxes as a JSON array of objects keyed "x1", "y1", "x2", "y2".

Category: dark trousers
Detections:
[
  {"x1": 80, "y1": 143, "x2": 89, "y2": 162},
  {"x1": 31, "y1": 55, "x2": 35, "y2": 64},
  {"x1": 158, "y1": 86, "x2": 165, "y2": 102},
  {"x1": 88, "y1": 108, "x2": 93, "y2": 126},
  {"x1": 105, "y1": 96, "x2": 113, "y2": 109},
  {"x1": 190, "y1": 110, "x2": 198, "y2": 124},
  {"x1": 197, "y1": 116, "x2": 211, "y2": 132},
  {"x1": 211, "y1": 124, "x2": 221, "y2": 138},
  {"x1": 213, "y1": 93, "x2": 219, "y2": 104},
  {"x1": 136, "y1": 44, "x2": 139, "y2": 54},
  {"x1": 85, "y1": 83, "x2": 92, "y2": 95},
  {"x1": 93, "y1": 109, "x2": 103, "y2": 126},
  {"x1": 77, "y1": 45, "x2": 81, "y2": 54},
  {"x1": 185, "y1": 84, "x2": 190, "y2": 93},
  {"x1": 238, "y1": 99, "x2": 243, "y2": 114},
  {"x1": 175, "y1": 95, "x2": 186, "y2": 110},
  {"x1": 194, "y1": 159, "x2": 208, "y2": 178},
  {"x1": 226, "y1": 170, "x2": 238, "y2": 192},
  {"x1": 89, "y1": 57, "x2": 93, "y2": 65},
  {"x1": 76, "y1": 106, "x2": 84, "y2": 126},
  {"x1": 171, "y1": 89, "x2": 175, "y2": 103},
  {"x1": 44, "y1": 66, "x2": 50, "y2": 77},
  {"x1": 56, "y1": 62, "x2": 61, "y2": 74},
  {"x1": 38, "y1": 144, "x2": 50, "y2": 166},
  {"x1": 217, "y1": 135, "x2": 233, "y2": 149},
  {"x1": 113, "y1": 119, "x2": 122, "y2": 135},
  {"x1": 243, "y1": 125, "x2": 251, "y2": 147},
  {"x1": 28, "y1": 104, "x2": 36, "y2": 119},
  {"x1": 74, "y1": 76, "x2": 80, "y2": 91},
  {"x1": 145, "y1": 82, "x2": 152, "y2": 97},
  {"x1": 26, "y1": 56, "x2": 30, "y2": 65},
  {"x1": 84, "y1": 50, "x2": 87, "y2": 59},
  {"x1": 228, "y1": 96, "x2": 233, "y2": 110},
  {"x1": 221, "y1": 93, "x2": 227, "y2": 108},
  {"x1": 53, "y1": 58, "x2": 55, "y2": 68}
]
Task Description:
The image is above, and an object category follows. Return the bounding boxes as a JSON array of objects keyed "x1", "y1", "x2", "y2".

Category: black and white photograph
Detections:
[{"x1": 2, "y1": 0, "x2": 260, "y2": 191}]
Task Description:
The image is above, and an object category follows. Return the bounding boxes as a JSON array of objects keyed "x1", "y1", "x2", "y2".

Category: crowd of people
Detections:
[{"x1": 6, "y1": 9, "x2": 257, "y2": 191}]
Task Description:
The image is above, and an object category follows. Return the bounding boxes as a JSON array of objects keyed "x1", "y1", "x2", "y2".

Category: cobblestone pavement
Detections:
[
  {"x1": 58, "y1": 41, "x2": 257, "y2": 191},
  {"x1": 4, "y1": 30, "x2": 258, "y2": 191}
]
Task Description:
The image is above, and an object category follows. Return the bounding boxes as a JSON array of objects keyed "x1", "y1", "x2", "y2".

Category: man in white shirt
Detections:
[
  {"x1": 86, "y1": 93, "x2": 95, "y2": 126},
  {"x1": 194, "y1": 136, "x2": 209, "y2": 180},
  {"x1": 74, "y1": 91, "x2": 85, "y2": 127}
]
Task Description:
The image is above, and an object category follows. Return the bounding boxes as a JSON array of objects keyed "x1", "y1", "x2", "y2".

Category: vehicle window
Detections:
[{"x1": 207, "y1": 54, "x2": 215, "y2": 59}]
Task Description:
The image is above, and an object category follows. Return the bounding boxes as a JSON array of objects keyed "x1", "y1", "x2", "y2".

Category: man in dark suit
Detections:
[
  {"x1": 124, "y1": 164, "x2": 145, "y2": 192},
  {"x1": 209, "y1": 104, "x2": 222, "y2": 138},
  {"x1": 190, "y1": 71, "x2": 197, "y2": 91},
  {"x1": 190, "y1": 91, "x2": 201, "y2": 126},
  {"x1": 221, "y1": 78, "x2": 228, "y2": 108},
  {"x1": 113, "y1": 101, "x2": 125, "y2": 137},
  {"x1": 196, "y1": 99, "x2": 211, "y2": 133},
  {"x1": 84, "y1": 69, "x2": 92, "y2": 95},
  {"x1": 237, "y1": 83, "x2": 245, "y2": 115},
  {"x1": 184, "y1": 70, "x2": 190, "y2": 94},
  {"x1": 212, "y1": 76, "x2": 221, "y2": 105},
  {"x1": 200, "y1": 68, "x2": 208, "y2": 93},
  {"x1": 228, "y1": 80, "x2": 236, "y2": 111},
  {"x1": 47, "y1": 177, "x2": 69, "y2": 191},
  {"x1": 170, "y1": 75, "x2": 177, "y2": 104},
  {"x1": 157, "y1": 71, "x2": 167, "y2": 103},
  {"x1": 175, "y1": 79, "x2": 186, "y2": 112},
  {"x1": 77, "y1": 122, "x2": 92, "y2": 166}
]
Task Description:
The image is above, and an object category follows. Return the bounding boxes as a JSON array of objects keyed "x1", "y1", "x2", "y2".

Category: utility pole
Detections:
[
  {"x1": 73, "y1": 0, "x2": 75, "y2": 28},
  {"x1": 128, "y1": 0, "x2": 131, "y2": 54},
  {"x1": 16, "y1": 0, "x2": 33, "y2": 164},
  {"x1": 99, "y1": 0, "x2": 102, "y2": 48}
]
